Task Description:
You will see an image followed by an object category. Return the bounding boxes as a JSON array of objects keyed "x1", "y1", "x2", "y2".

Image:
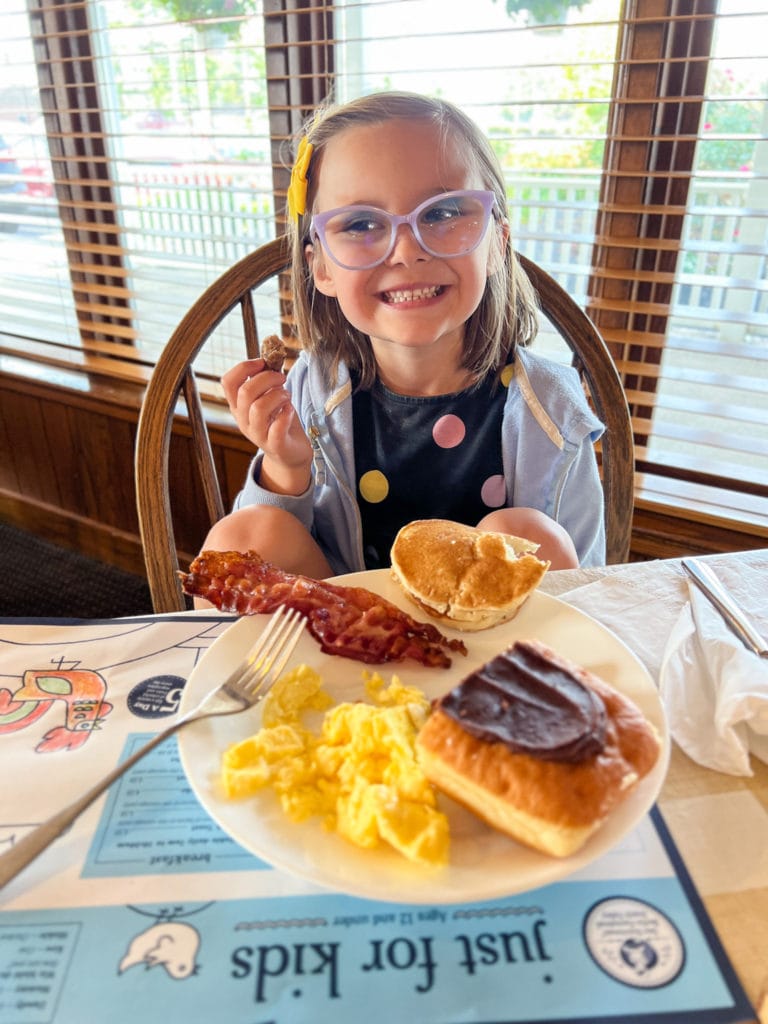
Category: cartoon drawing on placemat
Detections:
[{"x1": 119, "y1": 903, "x2": 214, "y2": 981}]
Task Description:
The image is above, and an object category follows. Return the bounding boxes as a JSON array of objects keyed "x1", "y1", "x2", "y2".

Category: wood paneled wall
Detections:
[
  {"x1": 0, "y1": 364, "x2": 252, "y2": 575},
  {"x1": 1, "y1": 362, "x2": 765, "y2": 581}
]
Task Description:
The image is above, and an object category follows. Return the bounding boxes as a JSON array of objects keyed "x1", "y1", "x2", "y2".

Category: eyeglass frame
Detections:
[{"x1": 308, "y1": 189, "x2": 498, "y2": 270}]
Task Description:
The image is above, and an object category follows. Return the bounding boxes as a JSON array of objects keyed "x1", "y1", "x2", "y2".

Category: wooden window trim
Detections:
[{"x1": 587, "y1": 2, "x2": 754, "y2": 500}]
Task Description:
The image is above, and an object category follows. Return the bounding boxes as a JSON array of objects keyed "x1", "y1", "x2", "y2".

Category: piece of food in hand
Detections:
[
  {"x1": 220, "y1": 665, "x2": 449, "y2": 867},
  {"x1": 260, "y1": 333, "x2": 287, "y2": 371},
  {"x1": 416, "y1": 639, "x2": 661, "y2": 857},
  {"x1": 390, "y1": 519, "x2": 549, "y2": 632},
  {"x1": 180, "y1": 549, "x2": 467, "y2": 668}
]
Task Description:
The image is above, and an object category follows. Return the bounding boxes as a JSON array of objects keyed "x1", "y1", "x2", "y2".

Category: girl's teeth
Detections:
[{"x1": 385, "y1": 286, "x2": 440, "y2": 303}]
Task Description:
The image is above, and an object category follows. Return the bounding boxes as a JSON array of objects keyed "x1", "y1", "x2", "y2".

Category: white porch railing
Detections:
[
  {"x1": 507, "y1": 173, "x2": 767, "y2": 342},
  {"x1": 122, "y1": 165, "x2": 767, "y2": 344}
]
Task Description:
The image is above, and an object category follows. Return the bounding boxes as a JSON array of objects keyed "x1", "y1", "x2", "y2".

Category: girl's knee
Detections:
[
  {"x1": 201, "y1": 506, "x2": 332, "y2": 578},
  {"x1": 477, "y1": 507, "x2": 578, "y2": 570},
  {"x1": 203, "y1": 505, "x2": 285, "y2": 551}
]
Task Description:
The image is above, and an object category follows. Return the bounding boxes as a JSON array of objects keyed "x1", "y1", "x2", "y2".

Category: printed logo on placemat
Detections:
[
  {"x1": 583, "y1": 896, "x2": 685, "y2": 988},
  {"x1": 127, "y1": 674, "x2": 186, "y2": 718}
]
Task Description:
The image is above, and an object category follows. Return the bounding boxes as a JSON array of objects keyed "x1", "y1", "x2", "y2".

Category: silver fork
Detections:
[{"x1": 0, "y1": 606, "x2": 306, "y2": 890}]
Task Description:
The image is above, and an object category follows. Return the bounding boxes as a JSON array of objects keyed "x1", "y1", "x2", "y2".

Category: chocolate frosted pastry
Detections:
[
  {"x1": 439, "y1": 640, "x2": 607, "y2": 763},
  {"x1": 416, "y1": 639, "x2": 660, "y2": 857},
  {"x1": 260, "y1": 334, "x2": 286, "y2": 371}
]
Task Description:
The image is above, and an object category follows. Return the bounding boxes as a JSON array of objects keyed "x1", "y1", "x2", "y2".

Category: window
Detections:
[
  {"x1": 2, "y1": 0, "x2": 278, "y2": 385},
  {"x1": 0, "y1": 8, "x2": 76, "y2": 349},
  {"x1": 1, "y1": 0, "x2": 766, "y2": 529}
]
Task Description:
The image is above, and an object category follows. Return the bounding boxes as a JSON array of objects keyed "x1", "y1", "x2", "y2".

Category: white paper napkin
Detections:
[
  {"x1": 550, "y1": 570, "x2": 686, "y2": 681},
  {"x1": 658, "y1": 579, "x2": 768, "y2": 776}
]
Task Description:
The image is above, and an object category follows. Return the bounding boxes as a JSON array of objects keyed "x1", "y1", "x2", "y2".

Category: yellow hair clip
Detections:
[{"x1": 287, "y1": 135, "x2": 314, "y2": 222}]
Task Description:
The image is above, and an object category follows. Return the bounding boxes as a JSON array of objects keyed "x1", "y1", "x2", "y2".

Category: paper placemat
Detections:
[{"x1": 0, "y1": 615, "x2": 757, "y2": 1023}]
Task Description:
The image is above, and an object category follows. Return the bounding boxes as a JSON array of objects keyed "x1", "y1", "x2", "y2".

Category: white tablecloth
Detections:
[{"x1": 538, "y1": 548, "x2": 768, "y2": 682}]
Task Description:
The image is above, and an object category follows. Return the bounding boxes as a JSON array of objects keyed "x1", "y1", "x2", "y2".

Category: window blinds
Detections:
[{"x1": 1, "y1": 0, "x2": 766, "y2": 523}]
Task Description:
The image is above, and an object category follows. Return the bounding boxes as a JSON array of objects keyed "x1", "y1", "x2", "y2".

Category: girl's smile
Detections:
[{"x1": 380, "y1": 284, "x2": 445, "y2": 305}]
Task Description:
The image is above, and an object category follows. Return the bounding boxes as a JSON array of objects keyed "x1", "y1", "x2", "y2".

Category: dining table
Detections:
[{"x1": 0, "y1": 547, "x2": 766, "y2": 1024}]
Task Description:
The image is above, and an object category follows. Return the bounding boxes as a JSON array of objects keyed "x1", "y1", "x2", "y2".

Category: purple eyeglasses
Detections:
[{"x1": 309, "y1": 189, "x2": 497, "y2": 270}]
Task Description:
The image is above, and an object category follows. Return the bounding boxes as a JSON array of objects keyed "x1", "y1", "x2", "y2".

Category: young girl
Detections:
[{"x1": 203, "y1": 91, "x2": 606, "y2": 577}]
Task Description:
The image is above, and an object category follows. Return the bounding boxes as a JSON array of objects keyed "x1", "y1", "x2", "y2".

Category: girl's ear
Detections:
[
  {"x1": 305, "y1": 242, "x2": 338, "y2": 297},
  {"x1": 487, "y1": 216, "x2": 510, "y2": 277}
]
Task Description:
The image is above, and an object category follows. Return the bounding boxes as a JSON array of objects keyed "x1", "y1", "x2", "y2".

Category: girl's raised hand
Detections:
[{"x1": 221, "y1": 359, "x2": 312, "y2": 479}]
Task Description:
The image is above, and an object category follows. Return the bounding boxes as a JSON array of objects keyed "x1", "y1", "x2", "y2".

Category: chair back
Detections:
[
  {"x1": 135, "y1": 237, "x2": 633, "y2": 612},
  {"x1": 517, "y1": 253, "x2": 634, "y2": 567}
]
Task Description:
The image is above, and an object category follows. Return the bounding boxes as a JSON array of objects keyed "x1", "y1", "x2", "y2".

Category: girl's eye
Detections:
[
  {"x1": 335, "y1": 212, "x2": 387, "y2": 236},
  {"x1": 422, "y1": 199, "x2": 466, "y2": 224}
]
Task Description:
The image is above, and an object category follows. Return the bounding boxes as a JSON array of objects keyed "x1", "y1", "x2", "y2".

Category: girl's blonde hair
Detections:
[{"x1": 288, "y1": 91, "x2": 539, "y2": 389}]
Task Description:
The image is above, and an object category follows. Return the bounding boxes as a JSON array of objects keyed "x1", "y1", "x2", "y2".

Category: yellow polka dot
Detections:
[
  {"x1": 359, "y1": 469, "x2": 389, "y2": 503},
  {"x1": 500, "y1": 364, "x2": 514, "y2": 388}
]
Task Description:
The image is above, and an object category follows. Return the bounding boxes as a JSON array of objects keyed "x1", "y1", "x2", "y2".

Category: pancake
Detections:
[{"x1": 390, "y1": 519, "x2": 549, "y2": 631}]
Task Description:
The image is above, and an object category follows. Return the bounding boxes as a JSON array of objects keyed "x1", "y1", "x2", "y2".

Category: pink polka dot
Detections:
[
  {"x1": 481, "y1": 475, "x2": 506, "y2": 508},
  {"x1": 432, "y1": 414, "x2": 466, "y2": 449}
]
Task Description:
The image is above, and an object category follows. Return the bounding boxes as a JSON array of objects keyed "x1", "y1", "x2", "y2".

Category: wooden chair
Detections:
[{"x1": 135, "y1": 236, "x2": 634, "y2": 612}]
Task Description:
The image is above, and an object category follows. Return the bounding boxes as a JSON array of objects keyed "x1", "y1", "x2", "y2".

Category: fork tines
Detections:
[{"x1": 236, "y1": 606, "x2": 306, "y2": 696}]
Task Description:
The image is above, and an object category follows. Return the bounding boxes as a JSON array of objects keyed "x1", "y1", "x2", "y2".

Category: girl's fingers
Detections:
[
  {"x1": 239, "y1": 376, "x2": 288, "y2": 421},
  {"x1": 221, "y1": 358, "x2": 262, "y2": 397},
  {"x1": 238, "y1": 383, "x2": 298, "y2": 451},
  {"x1": 265, "y1": 397, "x2": 297, "y2": 431},
  {"x1": 220, "y1": 359, "x2": 295, "y2": 453},
  {"x1": 223, "y1": 363, "x2": 285, "y2": 413},
  {"x1": 246, "y1": 384, "x2": 288, "y2": 426}
]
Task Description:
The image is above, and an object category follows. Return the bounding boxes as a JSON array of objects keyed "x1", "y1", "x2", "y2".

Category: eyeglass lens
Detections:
[{"x1": 317, "y1": 192, "x2": 492, "y2": 269}]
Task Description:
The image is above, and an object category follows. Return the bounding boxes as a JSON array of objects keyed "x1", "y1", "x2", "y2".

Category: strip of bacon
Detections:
[{"x1": 180, "y1": 550, "x2": 467, "y2": 668}]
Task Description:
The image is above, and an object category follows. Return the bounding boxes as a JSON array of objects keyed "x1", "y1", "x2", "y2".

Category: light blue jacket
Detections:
[{"x1": 234, "y1": 347, "x2": 606, "y2": 573}]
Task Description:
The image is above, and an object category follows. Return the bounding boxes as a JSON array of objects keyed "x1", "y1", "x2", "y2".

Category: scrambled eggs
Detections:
[{"x1": 220, "y1": 665, "x2": 449, "y2": 867}]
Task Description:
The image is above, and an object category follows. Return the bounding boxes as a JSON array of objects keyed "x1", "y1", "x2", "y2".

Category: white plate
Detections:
[{"x1": 178, "y1": 570, "x2": 669, "y2": 904}]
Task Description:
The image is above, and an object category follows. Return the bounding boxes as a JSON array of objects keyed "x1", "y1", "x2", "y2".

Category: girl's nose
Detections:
[{"x1": 386, "y1": 223, "x2": 430, "y2": 265}]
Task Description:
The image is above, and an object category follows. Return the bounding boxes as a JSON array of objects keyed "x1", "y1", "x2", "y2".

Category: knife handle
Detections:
[{"x1": 681, "y1": 558, "x2": 767, "y2": 656}]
